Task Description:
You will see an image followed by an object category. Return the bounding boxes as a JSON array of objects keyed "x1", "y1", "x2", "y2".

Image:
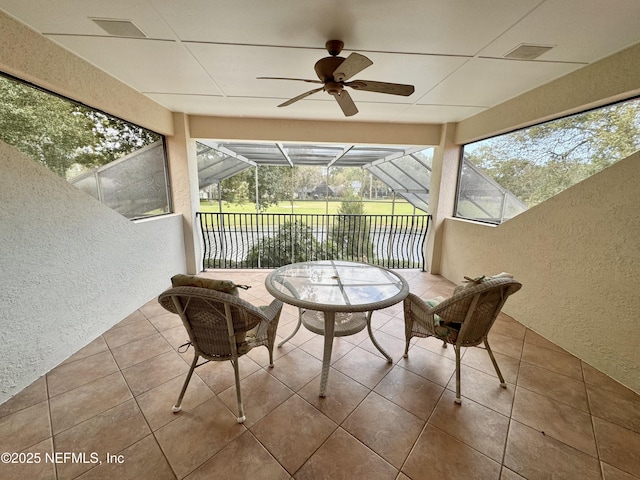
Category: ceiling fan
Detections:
[{"x1": 258, "y1": 40, "x2": 415, "y2": 117}]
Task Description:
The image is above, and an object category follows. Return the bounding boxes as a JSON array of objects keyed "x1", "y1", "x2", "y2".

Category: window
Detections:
[
  {"x1": 456, "y1": 97, "x2": 640, "y2": 224},
  {"x1": 0, "y1": 73, "x2": 171, "y2": 219}
]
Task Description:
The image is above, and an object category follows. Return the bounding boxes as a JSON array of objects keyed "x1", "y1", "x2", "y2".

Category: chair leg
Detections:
[
  {"x1": 454, "y1": 346, "x2": 462, "y2": 404},
  {"x1": 484, "y1": 338, "x2": 507, "y2": 387},
  {"x1": 231, "y1": 358, "x2": 246, "y2": 423},
  {"x1": 173, "y1": 354, "x2": 199, "y2": 413}
]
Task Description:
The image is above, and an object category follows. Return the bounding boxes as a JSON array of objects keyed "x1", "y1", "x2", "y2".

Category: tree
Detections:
[
  {"x1": 244, "y1": 220, "x2": 334, "y2": 267},
  {"x1": 330, "y1": 192, "x2": 376, "y2": 262},
  {"x1": 465, "y1": 99, "x2": 640, "y2": 207},
  {"x1": 0, "y1": 75, "x2": 159, "y2": 179}
]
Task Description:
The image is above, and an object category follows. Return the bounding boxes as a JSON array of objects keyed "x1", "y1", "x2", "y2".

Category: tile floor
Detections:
[{"x1": 1, "y1": 269, "x2": 639, "y2": 480}]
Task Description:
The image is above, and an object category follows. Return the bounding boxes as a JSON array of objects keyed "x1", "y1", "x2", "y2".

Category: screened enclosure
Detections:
[{"x1": 195, "y1": 140, "x2": 433, "y2": 213}]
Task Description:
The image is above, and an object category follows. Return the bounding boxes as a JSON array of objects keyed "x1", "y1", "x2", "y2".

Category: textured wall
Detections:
[
  {"x1": 439, "y1": 152, "x2": 640, "y2": 393},
  {"x1": 0, "y1": 141, "x2": 187, "y2": 404}
]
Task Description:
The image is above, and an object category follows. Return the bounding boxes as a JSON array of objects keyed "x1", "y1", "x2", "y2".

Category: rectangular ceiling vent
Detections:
[
  {"x1": 91, "y1": 18, "x2": 147, "y2": 38},
  {"x1": 504, "y1": 43, "x2": 554, "y2": 60}
]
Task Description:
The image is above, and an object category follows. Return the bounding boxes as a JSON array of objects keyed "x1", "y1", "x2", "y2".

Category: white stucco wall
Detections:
[
  {"x1": 438, "y1": 152, "x2": 640, "y2": 393},
  {"x1": 0, "y1": 141, "x2": 187, "y2": 404}
]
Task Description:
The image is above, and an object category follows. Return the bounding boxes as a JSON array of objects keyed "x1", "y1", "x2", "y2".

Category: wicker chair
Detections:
[
  {"x1": 403, "y1": 277, "x2": 522, "y2": 404},
  {"x1": 158, "y1": 286, "x2": 282, "y2": 423}
]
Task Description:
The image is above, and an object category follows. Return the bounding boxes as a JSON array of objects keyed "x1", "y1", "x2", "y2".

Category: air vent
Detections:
[
  {"x1": 504, "y1": 44, "x2": 554, "y2": 60},
  {"x1": 91, "y1": 18, "x2": 147, "y2": 38}
]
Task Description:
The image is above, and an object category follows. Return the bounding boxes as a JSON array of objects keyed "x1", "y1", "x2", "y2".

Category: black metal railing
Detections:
[{"x1": 197, "y1": 213, "x2": 430, "y2": 270}]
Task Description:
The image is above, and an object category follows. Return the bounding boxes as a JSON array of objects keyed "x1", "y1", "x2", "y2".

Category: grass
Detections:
[{"x1": 199, "y1": 199, "x2": 426, "y2": 216}]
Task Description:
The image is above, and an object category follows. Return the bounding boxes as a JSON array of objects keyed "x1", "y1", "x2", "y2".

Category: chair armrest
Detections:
[{"x1": 260, "y1": 299, "x2": 284, "y2": 323}]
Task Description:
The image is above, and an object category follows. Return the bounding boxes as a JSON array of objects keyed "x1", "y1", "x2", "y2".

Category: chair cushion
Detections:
[
  {"x1": 453, "y1": 272, "x2": 513, "y2": 295},
  {"x1": 426, "y1": 296, "x2": 460, "y2": 342},
  {"x1": 171, "y1": 274, "x2": 241, "y2": 296}
]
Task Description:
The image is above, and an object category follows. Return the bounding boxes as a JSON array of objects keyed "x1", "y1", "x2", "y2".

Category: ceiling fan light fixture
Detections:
[
  {"x1": 504, "y1": 43, "x2": 554, "y2": 60},
  {"x1": 91, "y1": 18, "x2": 147, "y2": 38}
]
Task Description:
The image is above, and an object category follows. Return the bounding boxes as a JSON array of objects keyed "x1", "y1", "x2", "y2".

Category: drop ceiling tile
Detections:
[
  {"x1": 478, "y1": 0, "x2": 640, "y2": 63},
  {"x1": 45, "y1": 35, "x2": 222, "y2": 95},
  {"x1": 150, "y1": 0, "x2": 538, "y2": 56},
  {"x1": 419, "y1": 57, "x2": 582, "y2": 107},
  {"x1": 0, "y1": 0, "x2": 176, "y2": 39}
]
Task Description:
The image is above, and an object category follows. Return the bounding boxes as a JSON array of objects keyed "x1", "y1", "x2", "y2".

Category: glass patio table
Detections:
[{"x1": 265, "y1": 260, "x2": 409, "y2": 396}]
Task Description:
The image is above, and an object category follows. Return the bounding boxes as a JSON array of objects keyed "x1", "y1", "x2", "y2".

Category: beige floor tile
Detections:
[
  {"x1": 491, "y1": 316, "x2": 526, "y2": 341},
  {"x1": 75, "y1": 435, "x2": 175, "y2": 480},
  {"x1": 121, "y1": 350, "x2": 189, "y2": 396},
  {"x1": 333, "y1": 346, "x2": 395, "y2": 389},
  {"x1": 342, "y1": 392, "x2": 423, "y2": 468},
  {"x1": 398, "y1": 346, "x2": 457, "y2": 387},
  {"x1": 487, "y1": 331, "x2": 524, "y2": 360},
  {"x1": 53, "y1": 399, "x2": 151, "y2": 480},
  {"x1": 524, "y1": 329, "x2": 568, "y2": 354},
  {"x1": 373, "y1": 365, "x2": 444, "y2": 421},
  {"x1": 217, "y1": 369, "x2": 293, "y2": 428},
  {"x1": 594, "y1": 417, "x2": 640, "y2": 477},
  {"x1": 267, "y1": 347, "x2": 324, "y2": 391},
  {"x1": 445, "y1": 365, "x2": 516, "y2": 416},
  {"x1": 102, "y1": 319, "x2": 158, "y2": 349},
  {"x1": 138, "y1": 300, "x2": 167, "y2": 319},
  {"x1": 511, "y1": 386, "x2": 597, "y2": 457},
  {"x1": 0, "y1": 400, "x2": 51, "y2": 454},
  {"x1": 110, "y1": 332, "x2": 173, "y2": 369},
  {"x1": 194, "y1": 354, "x2": 262, "y2": 394},
  {"x1": 588, "y1": 382, "x2": 640, "y2": 433},
  {"x1": 47, "y1": 350, "x2": 119, "y2": 397},
  {"x1": 298, "y1": 335, "x2": 356, "y2": 365},
  {"x1": 517, "y1": 362, "x2": 589, "y2": 412},
  {"x1": 49, "y1": 372, "x2": 132, "y2": 434},
  {"x1": 460, "y1": 347, "x2": 521, "y2": 385},
  {"x1": 0, "y1": 376, "x2": 47, "y2": 418},
  {"x1": 500, "y1": 467, "x2": 527, "y2": 480},
  {"x1": 430, "y1": 389, "x2": 509, "y2": 462},
  {"x1": 377, "y1": 315, "x2": 410, "y2": 341},
  {"x1": 504, "y1": 420, "x2": 601, "y2": 480},
  {"x1": 113, "y1": 310, "x2": 149, "y2": 329},
  {"x1": 295, "y1": 427, "x2": 398, "y2": 480},
  {"x1": 403, "y1": 424, "x2": 501, "y2": 480},
  {"x1": 59, "y1": 336, "x2": 109, "y2": 366},
  {"x1": 521, "y1": 343, "x2": 582, "y2": 380},
  {"x1": 583, "y1": 362, "x2": 640, "y2": 403},
  {"x1": 413, "y1": 335, "x2": 460, "y2": 361},
  {"x1": 250, "y1": 395, "x2": 336, "y2": 474},
  {"x1": 0, "y1": 437, "x2": 56, "y2": 480},
  {"x1": 155, "y1": 396, "x2": 245, "y2": 479},
  {"x1": 357, "y1": 329, "x2": 407, "y2": 362},
  {"x1": 147, "y1": 312, "x2": 183, "y2": 332},
  {"x1": 185, "y1": 431, "x2": 289, "y2": 480},
  {"x1": 136, "y1": 373, "x2": 215, "y2": 431},
  {"x1": 159, "y1": 325, "x2": 190, "y2": 350},
  {"x1": 299, "y1": 369, "x2": 370, "y2": 424},
  {"x1": 601, "y1": 462, "x2": 640, "y2": 480}
]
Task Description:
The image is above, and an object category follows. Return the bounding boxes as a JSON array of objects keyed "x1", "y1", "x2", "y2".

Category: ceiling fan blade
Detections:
[
  {"x1": 332, "y1": 52, "x2": 373, "y2": 82},
  {"x1": 345, "y1": 80, "x2": 414, "y2": 96},
  {"x1": 278, "y1": 87, "x2": 324, "y2": 107},
  {"x1": 257, "y1": 76, "x2": 323, "y2": 84},
  {"x1": 332, "y1": 89, "x2": 358, "y2": 117}
]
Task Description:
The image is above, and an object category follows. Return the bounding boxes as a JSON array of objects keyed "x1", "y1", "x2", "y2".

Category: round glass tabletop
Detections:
[{"x1": 265, "y1": 260, "x2": 409, "y2": 312}]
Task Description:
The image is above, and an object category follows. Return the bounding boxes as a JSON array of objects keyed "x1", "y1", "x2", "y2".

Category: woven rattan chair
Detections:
[
  {"x1": 158, "y1": 286, "x2": 282, "y2": 423},
  {"x1": 403, "y1": 277, "x2": 522, "y2": 404}
]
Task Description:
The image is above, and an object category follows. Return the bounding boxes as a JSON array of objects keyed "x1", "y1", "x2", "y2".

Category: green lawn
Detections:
[{"x1": 199, "y1": 199, "x2": 426, "y2": 215}]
